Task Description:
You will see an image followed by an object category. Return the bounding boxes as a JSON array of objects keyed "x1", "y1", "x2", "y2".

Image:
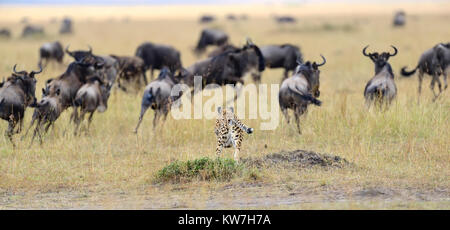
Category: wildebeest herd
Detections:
[{"x1": 0, "y1": 14, "x2": 449, "y2": 156}]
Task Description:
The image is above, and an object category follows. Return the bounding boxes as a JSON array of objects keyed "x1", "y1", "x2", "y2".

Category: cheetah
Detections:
[{"x1": 214, "y1": 106, "x2": 253, "y2": 161}]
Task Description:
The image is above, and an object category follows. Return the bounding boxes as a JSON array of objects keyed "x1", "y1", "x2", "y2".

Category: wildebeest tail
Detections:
[
  {"x1": 401, "y1": 66, "x2": 417, "y2": 77},
  {"x1": 299, "y1": 93, "x2": 322, "y2": 106}
]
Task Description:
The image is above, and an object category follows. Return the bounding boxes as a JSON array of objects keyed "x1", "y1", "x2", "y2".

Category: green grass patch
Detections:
[{"x1": 155, "y1": 157, "x2": 246, "y2": 183}]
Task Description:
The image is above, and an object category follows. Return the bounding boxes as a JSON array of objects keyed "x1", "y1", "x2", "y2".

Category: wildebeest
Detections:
[
  {"x1": 134, "y1": 68, "x2": 182, "y2": 133},
  {"x1": 65, "y1": 45, "x2": 119, "y2": 86},
  {"x1": 194, "y1": 29, "x2": 229, "y2": 56},
  {"x1": 44, "y1": 57, "x2": 102, "y2": 116},
  {"x1": 393, "y1": 11, "x2": 406, "y2": 27},
  {"x1": 226, "y1": 14, "x2": 237, "y2": 21},
  {"x1": 0, "y1": 28, "x2": 11, "y2": 38},
  {"x1": 23, "y1": 87, "x2": 63, "y2": 145},
  {"x1": 181, "y1": 38, "x2": 265, "y2": 99},
  {"x1": 135, "y1": 42, "x2": 182, "y2": 80},
  {"x1": 110, "y1": 55, "x2": 147, "y2": 91},
  {"x1": 261, "y1": 44, "x2": 304, "y2": 80},
  {"x1": 73, "y1": 76, "x2": 112, "y2": 135},
  {"x1": 363, "y1": 45, "x2": 398, "y2": 108},
  {"x1": 38, "y1": 41, "x2": 64, "y2": 67},
  {"x1": 199, "y1": 15, "x2": 215, "y2": 24},
  {"x1": 22, "y1": 25, "x2": 44, "y2": 38},
  {"x1": 59, "y1": 17, "x2": 73, "y2": 34},
  {"x1": 275, "y1": 16, "x2": 296, "y2": 24},
  {"x1": 279, "y1": 56, "x2": 325, "y2": 134},
  {"x1": 401, "y1": 43, "x2": 449, "y2": 101},
  {"x1": 0, "y1": 65, "x2": 41, "y2": 145}
]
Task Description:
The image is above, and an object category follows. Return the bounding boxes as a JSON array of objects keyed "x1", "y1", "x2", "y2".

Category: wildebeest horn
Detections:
[
  {"x1": 316, "y1": 55, "x2": 326, "y2": 66},
  {"x1": 296, "y1": 57, "x2": 302, "y2": 65},
  {"x1": 88, "y1": 45, "x2": 92, "y2": 54},
  {"x1": 13, "y1": 64, "x2": 20, "y2": 74},
  {"x1": 30, "y1": 64, "x2": 43, "y2": 77},
  {"x1": 389, "y1": 45, "x2": 398, "y2": 57},
  {"x1": 65, "y1": 45, "x2": 74, "y2": 56},
  {"x1": 362, "y1": 45, "x2": 371, "y2": 57}
]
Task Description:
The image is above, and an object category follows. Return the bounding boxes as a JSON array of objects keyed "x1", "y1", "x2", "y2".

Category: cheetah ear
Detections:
[
  {"x1": 228, "y1": 106, "x2": 234, "y2": 113},
  {"x1": 217, "y1": 106, "x2": 222, "y2": 114}
]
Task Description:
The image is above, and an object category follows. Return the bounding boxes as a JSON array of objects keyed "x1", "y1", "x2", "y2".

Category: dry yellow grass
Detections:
[{"x1": 0, "y1": 3, "x2": 449, "y2": 209}]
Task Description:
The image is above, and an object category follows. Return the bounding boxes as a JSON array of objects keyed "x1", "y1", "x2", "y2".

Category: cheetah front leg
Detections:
[{"x1": 232, "y1": 131, "x2": 243, "y2": 162}]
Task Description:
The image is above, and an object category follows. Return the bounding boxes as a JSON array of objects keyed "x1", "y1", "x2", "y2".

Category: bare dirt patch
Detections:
[{"x1": 242, "y1": 149, "x2": 352, "y2": 169}]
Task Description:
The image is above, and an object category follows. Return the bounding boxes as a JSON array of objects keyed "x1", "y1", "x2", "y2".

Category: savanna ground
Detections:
[{"x1": 0, "y1": 2, "x2": 449, "y2": 209}]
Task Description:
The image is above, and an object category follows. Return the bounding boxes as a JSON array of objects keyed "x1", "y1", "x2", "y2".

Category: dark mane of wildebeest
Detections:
[
  {"x1": 362, "y1": 45, "x2": 398, "y2": 108},
  {"x1": 393, "y1": 11, "x2": 406, "y2": 27},
  {"x1": 401, "y1": 42, "x2": 449, "y2": 100},
  {"x1": 261, "y1": 44, "x2": 304, "y2": 80},
  {"x1": 135, "y1": 42, "x2": 182, "y2": 79},
  {"x1": 22, "y1": 25, "x2": 44, "y2": 38},
  {"x1": 59, "y1": 17, "x2": 73, "y2": 34},
  {"x1": 65, "y1": 45, "x2": 119, "y2": 86},
  {"x1": 110, "y1": 55, "x2": 147, "y2": 91},
  {"x1": 0, "y1": 64, "x2": 41, "y2": 145},
  {"x1": 207, "y1": 44, "x2": 239, "y2": 58},
  {"x1": 278, "y1": 55, "x2": 326, "y2": 134},
  {"x1": 199, "y1": 15, "x2": 215, "y2": 23},
  {"x1": 194, "y1": 29, "x2": 229, "y2": 55},
  {"x1": 182, "y1": 39, "x2": 265, "y2": 92},
  {"x1": 0, "y1": 28, "x2": 11, "y2": 38},
  {"x1": 23, "y1": 87, "x2": 63, "y2": 145},
  {"x1": 134, "y1": 68, "x2": 182, "y2": 133},
  {"x1": 73, "y1": 76, "x2": 112, "y2": 135},
  {"x1": 38, "y1": 41, "x2": 64, "y2": 67},
  {"x1": 274, "y1": 16, "x2": 297, "y2": 24}
]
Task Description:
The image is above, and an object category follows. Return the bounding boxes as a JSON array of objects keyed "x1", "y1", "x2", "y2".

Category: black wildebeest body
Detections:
[
  {"x1": 22, "y1": 25, "x2": 44, "y2": 38},
  {"x1": 363, "y1": 46, "x2": 398, "y2": 108},
  {"x1": 59, "y1": 17, "x2": 73, "y2": 34},
  {"x1": 261, "y1": 44, "x2": 304, "y2": 80},
  {"x1": 279, "y1": 56, "x2": 325, "y2": 134},
  {"x1": 199, "y1": 15, "x2": 215, "y2": 24},
  {"x1": 110, "y1": 55, "x2": 147, "y2": 91},
  {"x1": 0, "y1": 28, "x2": 11, "y2": 38},
  {"x1": 275, "y1": 16, "x2": 296, "y2": 24},
  {"x1": 134, "y1": 68, "x2": 181, "y2": 133},
  {"x1": 182, "y1": 39, "x2": 265, "y2": 97},
  {"x1": 23, "y1": 88, "x2": 63, "y2": 145},
  {"x1": 73, "y1": 77, "x2": 112, "y2": 135},
  {"x1": 65, "y1": 45, "x2": 119, "y2": 87},
  {"x1": 393, "y1": 11, "x2": 406, "y2": 27},
  {"x1": 135, "y1": 42, "x2": 182, "y2": 80},
  {"x1": 38, "y1": 41, "x2": 64, "y2": 67},
  {"x1": 194, "y1": 29, "x2": 229, "y2": 56},
  {"x1": 401, "y1": 43, "x2": 449, "y2": 101},
  {"x1": 0, "y1": 65, "x2": 41, "y2": 145}
]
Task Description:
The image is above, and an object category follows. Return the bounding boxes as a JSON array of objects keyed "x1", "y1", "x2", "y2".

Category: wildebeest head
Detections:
[
  {"x1": 241, "y1": 38, "x2": 265, "y2": 72},
  {"x1": 363, "y1": 45, "x2": 397, "y2": 75},
  {"x1": 295, "y1": 55, "x2": 326, "y2": 97},
  {"x1": 10, "y1": 64, "x2": 42, "y2": 106},
  {"x1": 66, "y1": 45, "x2": 104, "y2": 70}
]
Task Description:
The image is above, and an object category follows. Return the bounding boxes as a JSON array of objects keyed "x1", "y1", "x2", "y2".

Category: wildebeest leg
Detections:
[
  {"x1": 443, "y1": 71, "x2": 448, "y2": 90},
  {"x1": 44, "y1": 122, "x2": 52, "y2": 134},
  {"x1": 134, "y1": 105, "x2": 149, "y2": 133},
  {"x1": 74, "y1": 110, "x2": 86, "y2": 136},
  {"x1": 281, "y1": 107, "x2": 290, "y2": 124},
  {"x1": 430, "y1": 74, "x2": 442, "y2": 101},
  {"x1": 70, "y1": 106, "x2": 78, "y2": 124},
  {"x1": 22, "y1": 115, "x2": 37, "y2": 140},
  {"x1": 417, "y1": 71, "x2": 424, "y2": 103},
  {"x1": 294, "y1": 107, "x2": 301, "y2": 134},
  {"x1": 150, "y1": 67, "x2": 154, "y2": 80},
  {"x1": 142, "y1": 70, "x2": 148, "y2": 86},
  {"x1": 31, "y1": 120, "x2": 44, "y2": 146},
  {"x1": 6, "y1": 118, "x2": 16, "y2": 146},
  {"x1": 283, "y1": 69, "x2": 289, "y2": 80},
  {"x1": 117, "y1": 73, "x2": 127, "y2": 92},
  {"x1": 153, "y1": 110, "x2": 161, "y2": 130},
  {"x1": 87, "y1": 112, "x2": 95, "y2": 132}
]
